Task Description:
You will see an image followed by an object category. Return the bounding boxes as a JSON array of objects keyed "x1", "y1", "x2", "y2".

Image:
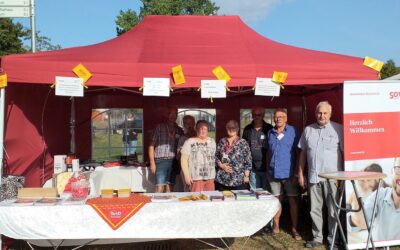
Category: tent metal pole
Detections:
[
  {"x1": 70, "y1": 97, "x2": 76, "y2": 154},
  {"x1": 0, "y1": 88, "x2": 5, "y2": 185}
]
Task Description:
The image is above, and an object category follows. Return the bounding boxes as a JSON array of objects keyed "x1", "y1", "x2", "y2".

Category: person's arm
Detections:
[
  {"x1": 297, "y1": 150, "x2": 307, "y2": 189},
  {"x1": 148, "y1": 144, "x2": 156, "y2": 174},
  {"x1": 180, "y1": 154, "x2": 192, "y2": 186}
]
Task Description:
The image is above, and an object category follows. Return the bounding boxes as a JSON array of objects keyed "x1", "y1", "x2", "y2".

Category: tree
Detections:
[
  {"x1": 115, "y1": 0, "x2": 219, "y2": 35},
  {"x1": 0, "y1": 18, "x2": 61, "y2": 57},
  {"x1": 381, "y1": 59, "x2": 400, "y2": 79},
  {"x1": 0, "y1": 18, "x2": 26, "y2": 56},
  {"x1": 23, "y1": 30, "x2": 62, "y2": 52}
]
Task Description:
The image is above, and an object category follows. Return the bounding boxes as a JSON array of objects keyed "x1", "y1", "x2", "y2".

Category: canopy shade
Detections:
[{"x1": 1, "y1": 15, "x2": 377, "y2": 87}]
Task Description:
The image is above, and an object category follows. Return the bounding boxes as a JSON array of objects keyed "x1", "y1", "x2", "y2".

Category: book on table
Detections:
[
  {"x1": 222, "y1": 190, "x2": 235, "y2": 201},
  {"x1": 151, "y1": 194, "x2": 176, "y2": 202},
  {"x1": 254, "y1": 190, "x2": 274, "y2": 199},
  {"x1": 232, "y1": 190, "x2": 257, "y2": 200},
  {"x1": 35, "y1": 198, "x2": 61, "y2": 206},
  {"x1": 12, "y1": 198, "x2": 36, "y2": 206}
]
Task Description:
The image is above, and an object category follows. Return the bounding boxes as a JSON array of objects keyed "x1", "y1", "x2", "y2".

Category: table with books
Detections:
[{"x1": 0, "y1": 190, "x2": 280, "y2": 248}]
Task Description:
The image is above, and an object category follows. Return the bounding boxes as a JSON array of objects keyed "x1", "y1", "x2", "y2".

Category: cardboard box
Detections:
[
  {"x1": 18, "y1": 188, "x2": 57, "y2": 198},
  {"x1": 54, "y1": 155, "x2": 67, "y2": 174}
]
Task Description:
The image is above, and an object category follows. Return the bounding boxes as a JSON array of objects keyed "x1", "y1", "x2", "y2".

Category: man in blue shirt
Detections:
[{"x1": 266, "y1": 108, "x2": 301, "y2": 240}]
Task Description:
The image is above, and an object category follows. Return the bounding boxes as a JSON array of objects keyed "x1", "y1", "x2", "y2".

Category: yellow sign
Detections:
[
  {"x1": 172, "y1": 65, "x2": 185, "y2": 85},
  {"x1": 72, "y1": 63, "x2": 92, "y2": 83},
  {"x1": 272, "y1": 71, "x2": 288, "y2": 84},
  {"x1": 0, "y1": 74, "x2": 7, "y2": 88},
  {"x1": 363, "y1": 56, "x2": 384, "y2": 72},
  {"x1": 212, "y1": 65, "x2": 231, "y2": 83}
]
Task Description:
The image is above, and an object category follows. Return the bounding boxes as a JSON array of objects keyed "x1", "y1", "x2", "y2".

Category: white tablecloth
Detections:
[
  {"x1": 90, "y1": 166, "x2": 156, "y2": 195},
  {"x1": 0, "y1": 198, "x2": 280, "y2": 247}
]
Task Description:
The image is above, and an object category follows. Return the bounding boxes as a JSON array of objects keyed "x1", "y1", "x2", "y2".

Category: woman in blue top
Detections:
[{"x1": 215, "y1": 120, "x2": 252, "y2": 190}]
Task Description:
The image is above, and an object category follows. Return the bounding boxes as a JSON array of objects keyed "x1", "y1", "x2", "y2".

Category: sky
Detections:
[{"x1": 13, "y1": 0, "x2": 400, "y2": 65}]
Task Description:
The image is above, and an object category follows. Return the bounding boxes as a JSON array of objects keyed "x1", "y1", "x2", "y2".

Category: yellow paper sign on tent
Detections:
[
  {"x1": 272, "y1": 71, "x2": 288, "y2": 84},
  {"x1": 0, "y1": 74, "x2": 7, "y2": 88},
  {"x1": 72, "y1": 63, "x2": 92, "y2": 83},
  {"x1": 363, "y1": 56, "x2": 384, "y2": 72},
  {"x1": 212, "y1": 65, "x2": 231, "y2": 83},
  {"x1": 172, "y1": 65, "x2": 185, "y2": 85}
]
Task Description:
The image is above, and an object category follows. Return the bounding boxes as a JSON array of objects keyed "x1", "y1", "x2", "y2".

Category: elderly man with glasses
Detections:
[
  {"x1": 349, "y1": 157, "x2": 400, "y2": 241},
  {"x1": 242, "y1": 106, "x2": 273, "y2": 191}
]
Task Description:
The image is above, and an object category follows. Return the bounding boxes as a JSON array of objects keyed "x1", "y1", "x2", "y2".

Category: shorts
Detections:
[
  {"x1": 267, "y1": 175, "x2": 299, "y2": 197},
  {"x1": 155, "y1": 159, "x2": 173, "y2": 186},
  {"x1": 190, "y1": 179, "x2": 215, "y2": 192},
  {"x1": 168, "y1": 158, "x2": 180, "y2": 185}
]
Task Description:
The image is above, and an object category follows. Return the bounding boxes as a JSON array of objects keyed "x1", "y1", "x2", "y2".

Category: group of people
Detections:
[{"x1": 148, "y1": 101, "x2": 345, "y2": 248}]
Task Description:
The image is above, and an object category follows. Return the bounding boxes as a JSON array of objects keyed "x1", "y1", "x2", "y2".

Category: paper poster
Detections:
[
  {"x1": 72, "y1": 63, "x2": 92, "y2": 83},
  {"x1": 212, "y1": 66, "x2": 231, "y2": 83},
  {"x1": 172, "y1": 65, "x2": 185, "y2": 85},
  {"x1": 343, "y1": 80, "x2": 400, "y2": 249},
  {"x1": 55, "y1": 76, "x2": 84, "y2": 97},
  {"x1": 254, "y1": 77, "x2": 280, "y2": 96},
  {"x1": 201, "y1": 80, "x2": 226, "y2": 99},
  {"x1": 143, "y1": 78, "x2": 170, "y2": 97}
]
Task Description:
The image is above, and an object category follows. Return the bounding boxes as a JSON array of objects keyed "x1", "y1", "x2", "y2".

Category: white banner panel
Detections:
[
  {"x1": 344, "y1": 80, "x2": 400, "y2": 114},
  {"x1": 343, "y1": 80, "x2": 400, "y2": 249}
]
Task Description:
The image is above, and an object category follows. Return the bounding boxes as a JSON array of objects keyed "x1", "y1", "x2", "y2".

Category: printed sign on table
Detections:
[
  {"x1": 254, "y1": 77, "x2": 280, "y2": 96},
  {"x1": 200, "y1": 80, "x2": 226, "y2": 99},
  {"x1": 55, "y1": 76, "x2": 84, "y2": 97},
  {"x1": 343, "y1": 80, "x2": 400, "y2": 249},
  {"x1": 143, "y1": 78, "x2": 170, "y2": 97}
]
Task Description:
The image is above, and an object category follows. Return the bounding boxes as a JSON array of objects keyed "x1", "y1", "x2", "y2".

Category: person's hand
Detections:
[
  {"x1": 220, "y1": 163, "x2": 233, "y2": 173},
  {"x1": 150, "y1": 162, "x2": 156, "y2": 174},
  {"x1": 298, "y1": 173, "x2": 307, "y2": 189},
  {"x1": 184, "y1": 175, "x2": 193, "y2": 186}
]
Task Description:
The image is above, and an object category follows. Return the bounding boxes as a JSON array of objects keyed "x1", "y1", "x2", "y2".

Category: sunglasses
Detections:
[{"x1": 252, "y1": 113, "x2": 263, "y2": 117}]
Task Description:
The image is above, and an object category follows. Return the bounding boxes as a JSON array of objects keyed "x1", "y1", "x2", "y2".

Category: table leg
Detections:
[
  {"x1": 350, "y1": 180, "x2": 377, "y2": 250},
  {"x1": 326, "y1": 180, "x2": 348, "y2": 250},
  {"x1": 330, "y1": 180, "x2": 346, "y2": 250}
]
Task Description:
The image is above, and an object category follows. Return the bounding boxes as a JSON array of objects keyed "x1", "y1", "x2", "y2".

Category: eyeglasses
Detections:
[
  {"x1": 274, "y1": 116, "x2": 287, "y2": 119},
  {"x1": 394, "y1": 166, "x2": 400, "y2": 175}
]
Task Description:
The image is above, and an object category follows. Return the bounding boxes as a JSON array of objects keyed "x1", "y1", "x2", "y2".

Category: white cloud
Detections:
[{"x1": 214, "y1": 0, "x2": 285, "y2": 23}]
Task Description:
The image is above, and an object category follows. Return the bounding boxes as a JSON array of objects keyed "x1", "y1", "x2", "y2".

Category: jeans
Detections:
[
  {"x1": 155, "y1": 159, "x2": 173, "y2": 186},
  {"x1": 125, "y1": 140, "x2": 137, "y2": 155},
  {"x1": 249, "y1": 170, "x2": 269, "y2": 191}
]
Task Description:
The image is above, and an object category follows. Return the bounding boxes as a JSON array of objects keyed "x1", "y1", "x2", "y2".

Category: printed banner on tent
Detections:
[
  {"x1": 254, "y1": 77, "x2": 280, "y2": 96},
  {"x1": 343, "y1": 80, "x2": 400, "y2": 249},
  {"x1": 143, "y1": 78, "x2": 170, "y2": 97},
  {"x1": 55, "y1": 76, "x2": 84, "y2": 97},
  {"x1": 200, "y1": 80, "x2": 226, "y2": 99}
]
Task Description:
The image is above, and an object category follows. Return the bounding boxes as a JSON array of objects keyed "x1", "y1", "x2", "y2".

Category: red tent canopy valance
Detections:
[{"x1": 1, "y1": 15, "x2": 376, "y2": 87}]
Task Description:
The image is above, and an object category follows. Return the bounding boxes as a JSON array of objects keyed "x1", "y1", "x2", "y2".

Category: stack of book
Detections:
[
  {"x1": 222, "y1": 190, "x2": 235, "y2": 201},
  {"x1": 254, "y1": 190, "x2": 274, "y2": 200},
  {"x1": 232, "y1": 190, "x2": 257, "y2": 201},
  {"x1": 151, "y1": 194, "x2": 176, "y2": 202}
]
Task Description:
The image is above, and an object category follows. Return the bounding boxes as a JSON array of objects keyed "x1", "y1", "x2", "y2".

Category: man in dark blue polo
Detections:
[{"x1": 266, "y1": 108, "x2": 301, "y2": 240}]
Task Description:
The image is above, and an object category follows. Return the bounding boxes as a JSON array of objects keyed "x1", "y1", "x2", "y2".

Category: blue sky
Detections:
[{"x1": 14, "y1": 0, "x2": 400, "y2": 65}]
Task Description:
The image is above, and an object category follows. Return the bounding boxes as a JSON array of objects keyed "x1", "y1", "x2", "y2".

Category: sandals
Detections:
[{"x1": 292, "y1": 231, "x2": 302, "y2": 241}]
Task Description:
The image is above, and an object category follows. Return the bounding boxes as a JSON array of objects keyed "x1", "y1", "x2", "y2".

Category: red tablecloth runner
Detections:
[{"x1": 86, "y1": 194, "x2": 151, "y2": 230}]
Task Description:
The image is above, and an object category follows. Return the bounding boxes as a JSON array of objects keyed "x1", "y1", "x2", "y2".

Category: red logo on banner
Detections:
[{"x1": 87, "y1": 194, "x2": 151, "y2": 230}]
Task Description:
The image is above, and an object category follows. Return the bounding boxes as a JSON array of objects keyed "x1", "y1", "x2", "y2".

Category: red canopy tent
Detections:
[{"x1": 0, "y1": 15, "x2": 376, "y2": 186}]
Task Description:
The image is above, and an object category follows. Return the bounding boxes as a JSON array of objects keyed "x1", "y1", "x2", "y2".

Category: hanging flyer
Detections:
[
  {"x1": 254, "y1": 77, "x2": 280, "y2": 96},
  {"x1": 143, "y1": 78, "x2": 170, "y2": 97},
  {"x1": 201, "y1": 80, "x2": 226, "y2": 99},
  {"x1": 55, "y1": 76, "x2": 84, "y2": 97}
]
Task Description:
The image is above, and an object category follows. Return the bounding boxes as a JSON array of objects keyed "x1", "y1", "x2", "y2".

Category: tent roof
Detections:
[{"x1": 1, "y1": 15, "x2": 377, "y2": 88}]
